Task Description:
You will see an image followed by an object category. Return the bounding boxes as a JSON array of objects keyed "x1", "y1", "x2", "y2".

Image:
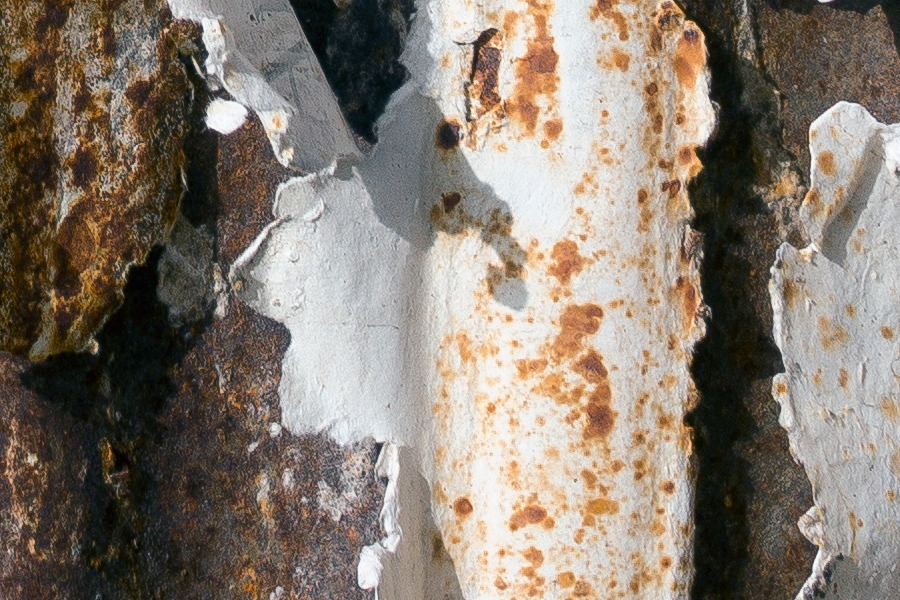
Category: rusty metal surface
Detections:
[{"x1": 0, "y1": 0, "x2": 192, "y2": 360}]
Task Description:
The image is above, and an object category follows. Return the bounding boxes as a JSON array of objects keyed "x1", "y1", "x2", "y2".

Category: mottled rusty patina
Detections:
[{"x1": 0, "y1": 0, "x2": 192, "y2": 360}]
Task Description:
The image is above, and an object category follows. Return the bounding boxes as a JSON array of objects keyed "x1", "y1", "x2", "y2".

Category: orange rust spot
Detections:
[
  {"x1": 494, "y1": 576, "x2": 509, "y2": 590},
  {"x1": 543, "y1": 118, "x2": 563, "y2": 141},
  {"x1": 586, "y1": 496, "x2": 619, "y2": 516},
  {"x1": 453, "y1": 496, "x2": 474, "y2": 518},
  {"x1": 456, "y1": 332, "x2": 474, "y2": 363},
  {"x1": 818, "y1": 316, "x2": 849, "y2": 351},
  {"x1": 674, "y1": 276, "x2": 700, "y2": 332},
  {"x1": 817, "y1": 151, "x2": 837, "y2": 177},
  {"x1": 581, "y1": 469, "x2": 598, "y2": 489},
  {"x1": 552, "y1": 303, "x2": 604, "y2": 358},
  {"x1": 844, "y1": 304, "x2": 856, "y2": 318},
  {"x1": 774, "y1": 381, "x2": 788, "y2": 396},
  {"x1": 661, "y1": 480, "x2": 675, "y2": 494},
  {"x1": 584, "y1": 401, "x2": 615, "y2": 440},
  {"x1": 882, "y1": 326, "x2": 895, "y2": 340},
  {"x1": 661, "y1": 556, "x2": 673, "y2": 569},
  {"x1": 673, "y1": 25, "x2": 705, "y2": 88},
  {"x1": 838, "y1": 368, "x2": 849, "y2": 390},
  {"x1": 881, "y1": 398, "x2": 900, "y2": 424},
  {"x1": 508, "y1": 2, "x2": 559, "y2": 136},
  {"x1": 573, "y1": 528, "x2": 585, "y2": 543},
  {"x1": 611, "y1": 459, "x2": 624, "y2": 472},
  {"x1": 557, "y1": 571, "x2": 576, "y2": 587},
  {"x1": 547, "y1": 240, "x2": 587, "y2": 285},
  {"x1": 573, "y1": 580, "x2": 593, "y2": 597},
  {"x1": 435, "y1": 118, "x2": 463, "y2": 149},
  {"x1": 509, "y1": 504, "x2": 549, "y2": 531},
  {"x1": 661, "y1": 179, "x2": 682, "y2": 198},
  {"x1": 783, "y1": 278, "x2": 801, "y2": 310},
  {"x1": 516, "y1": 358, "x2": 549, "y2": 378},
  {"x1": 523, "y1": 546, "x2": 545, "y2": 566},
  {"x1": 589, "y1": 0, "x2": 629, "y2": 41},
  {"x1": 574, "y1": 349, "x2": 608, "y2": 383}
]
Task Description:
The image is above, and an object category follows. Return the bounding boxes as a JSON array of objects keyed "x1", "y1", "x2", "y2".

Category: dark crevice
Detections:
[
  {"x1": 682, "y1": 2, "x2": 812, "y2": 599},
  {"x1": 289, "y1": 0, "x2": 416, "y2": 143},
  {"x1": 19, "y1": 45, "x2": 218, "y2": 598}
]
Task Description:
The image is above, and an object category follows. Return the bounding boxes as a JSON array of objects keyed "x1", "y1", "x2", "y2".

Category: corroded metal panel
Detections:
[{"x1": 0, "y1": 0, "x2": 191, "y2": 359}]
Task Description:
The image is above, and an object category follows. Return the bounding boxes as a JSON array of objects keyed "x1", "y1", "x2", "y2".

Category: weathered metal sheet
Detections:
[
  {"x1": 770, "y1": 102, "x2": 900, "y2": 599},
  {"x1": 231, "y1": 0, "x2": 714, "y2": 598},
  {"x1": 0, "y1": 0, "x2": 191, "y2": 360}
]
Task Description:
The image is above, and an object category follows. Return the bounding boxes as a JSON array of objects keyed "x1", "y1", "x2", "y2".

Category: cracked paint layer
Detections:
[
  {"x1": 229, "y1": 0, "x2": 714, "y2": 598},
  {"x1": 771, "y1": 102, "x2": 900, "y2": 600}
]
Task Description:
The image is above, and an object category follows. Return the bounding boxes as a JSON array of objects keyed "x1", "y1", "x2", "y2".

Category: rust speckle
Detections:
[
  {"x1": 552, "y1": 304, "x2": 604, "y2": 358},
  {"x1": 586, "y1": 496, "x2": 619, "y2": 516},
  {"x1": 557, "y1": 571, "x2": 576, "y2": 587},
  {"x1": 673, "y1": 25, "x2": 705, "y2": 88},
  {"x1": 436, "y1": 119, "x2": 463, "y2": 150},
  {"x1": 574, "y1": 350, "x2": 608, "y2": 383},
  {"x1": 523, "y1": 546, "x2": 545, "y2": 566},
  {"x1": 456, "y1": 332, "x2": 474, "y2": 363},
  {"x1": 584, "y1": 400, "x2": 615, "y2": 440},
  {"x1": 883, "y1": 326, "x2": 896, "y2": 340},
  {"x1": 674, "y1": 276, "x2": 700, "y2": 332},
  {"x1": 516, "y1": 358, "x2": 549, "y2": 378},
  {"x1": 613, "y1": 48, "x2": 631, "y2": 71},
  {"x1": 838, "y1": 368, "x2": 849, "y2": 390},
  {"x1": 661, "y1": 480, "x2": 675, "y2": 494},
  {"x1": 543, "y1": 118, "x2": 563, "y2": 141},
  {"x1": 468, "y1": 29, "x2": 503, "y2": 121},
  {"x1": 547, "y1": 240, "x2": 587, "y2": 285},
  {"x1": 818, "y1": 316, "x2": 849, "y2": 351},
  {"x1": 453, "y1": 496, "x2": 474, "y2": 518},
  {"x1": 880, "y1": 398, "x2": 900, "y2": 424},
  {"x1": 495, "y1": 576, "x2": 509, "y2": 590},
  {"x1": 774, "y1": 381, "x2": 788, "y2": 396},
  {"x1": 509, "y1": 504, "x2": 548, "y2": 531},
  {"x1": 589, "y1": 0, "x2": 629, "y2": 41},
  {"x1": 817, "y1": 151, "x2": 837, "y2": 177},
  {"x1": 661, "y1": 179, "x2": 681, "y2": 198},
  {"x1": 69, "y1": 146, "x2": 98, "y2": 189},
  {"x1": 508, "y1": 1, "x2": 559, "y2": 136}
]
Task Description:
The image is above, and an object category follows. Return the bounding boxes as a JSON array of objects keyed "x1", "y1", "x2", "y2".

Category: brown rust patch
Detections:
[
  {"x1": 453, "y1": 496, "x2": 474, "y2": 518},
  {"x1": 818, "y1": 316, "x2": 849, "y2": 351},
  {"x1": 589, "y1": 0, "x2": 629, "y2": 41},
  {"x1": 574, "y1": 350, "x2": 608, "y2": 383},
  {"x1": 543, "y1": 118, "x2": 563, "y2": 141},
  {"x1": 552, "y1": 303, "x2": 604, "y2": 358},
  {"x1": 523, "y1": 546, "x2": 545, "y2": 566},
  {"x1": 584, "y1": 400, "x2": 615, "y2": 440},
  {"x1": 508, "y1": 1, "x2": 559, "y2": 137},
  {"x1": 673, "y1": 25, "x2": 705, "y2": 88},
  {"x1": 837, "y1": 368, "x2": 849, "y2": 390},
  {"x1": 516, "y1": 358, "x2": 549, "y2": 378},
  {"x1": 441, "y1": 191, "x2": 462, "y2": 213},
  {"x1": 881, "y1": 326, "x2": 895, "y2": 340},
  {"x1": 468, "y1": 28, "x2": 504, "y2": 122},
  {"x1": 881, "y1": 398, "x2": 900, "y2": 425},
  {"x1": 547, "y1": 240, "x2": 587, "y2": 285},
  {"x1": 509, "y1": 504, "x2": 548, "y2": 531},
  {"x1": 586, "y1": 496, "x2": 619, "y2": 516},
  {"x1": 436, "y1": 118, "x2": 463, "y2": 150},
  {"x1": 817, "y1": 151, "x2": 837, "y2": 177},
  {"x1": 674, "y1": 276, "x2": 700, "y2": 332}
]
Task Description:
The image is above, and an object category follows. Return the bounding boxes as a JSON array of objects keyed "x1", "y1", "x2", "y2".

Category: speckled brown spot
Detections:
[
  {"x1": 453, "y1": 496, "x2": 474, "y2": 518},
  {"x1": 586, "y1": 496, "x2": 619, "y2": 515},
  {"x1": 881, "y1": 326, "x2": 894, "y2": 340},
  {"x1": 574, "y1": 350, "x2": 608, "y2": 383},
  {"x1": 509, "y1": 504, "x2": 549, "y2": 531},
  {"x1": 817, "y1": 151, "x2": 837, "y2": 177},
  {"x1": 543, "y1": 118, "x2": 563, "y2": 141},
  {"x1": 508, "y1": 1, "x2": 559, "y2": 136},
  {"x1": 468, "y1": 28, "x2": 503, "y2": 121},
  {"x1": 818, "y1": 316, "x2": 849, "y2": 351},
  {"x1": 552, "y1": 303, "x2": 604, "y2": 358},
  {"x1": 547, "y1": 240, "x2": 587, "y2": 285},
  {"x1": 441, "y1": 191, "x2": 462, "y2": 213},
  {"x1": 436, "y1": 119, "x2": 463, "y2": 149}
]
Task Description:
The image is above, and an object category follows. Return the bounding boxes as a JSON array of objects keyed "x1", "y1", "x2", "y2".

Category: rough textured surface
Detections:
[
  {"x1": 0, "y1": 0, "x2": 192, "y2": 360},
  {"x1": 771, "y1": 102, "x2": 900, "y2": 600}
]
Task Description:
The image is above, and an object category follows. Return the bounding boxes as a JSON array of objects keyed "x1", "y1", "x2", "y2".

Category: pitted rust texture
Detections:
[
  {"x1": 141, "y1": 119, "x2": 384, "y2": 599},
  {"x1": 0, "y1": 0, "x2": 191, "y2": 360},
  {"x1": 0, "y1": 353, "x2": 94, "y2": 598}
]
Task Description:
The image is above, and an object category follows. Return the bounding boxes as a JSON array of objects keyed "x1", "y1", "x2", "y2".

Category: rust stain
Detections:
[
  {"x1": 453, "y1": 496, "x2": 474, "y2": 518},
  {"x1": 881, "y1": 398, "x2": 900, "y2": 425},
  {"x1": 673, "y1": 25, "x2": 705, "y2": 88},
  {"x1": 881, "y1": 326, "x2": 895, "y2": 340},
  {"x1": 543, "y1": 118, "x2": 563, "y2": 141},
  {"x1": 586, "y1": 496, "x2": 620, "y2": 516},
  {"x1": 523, "y1": 546, "x2": 545, "y2": 566},
  {"x1": 817, "y1": 151, "x2": 837, "y2": 177},
  {"x1": 673, "y1": 276, "x2": 700, "y2": 332},
  {"x1": 783, "y1": 278, "x2": 801, "y2": 310},
  {"x1": 441, "y1": 191, "x2": 462, "y2": 213},
  {"x1": 509, "y1": 504, "x2": 549, "y2": 531},
  {"x1": 588, "y1": 0, "x2": 629, "y2": 41},
  {"x1": 516, "y1": 358, "x2": 549, "y2": 378},
  {"x1": 467, "y1": 28, "x2": 504, "y2": 122},
  {"x1": 552, "y1": 303, "x2": 604, "y2": 358},
  {"x1": 547, "y1": 240, "x2": 587, "y2": 285},
  {"x1": 507, "y1": 0, "x2": 559, "y2": 137},
  {"x1": 838, "y1": 368, "x2": 849, "y2": 390},
  {"x1": 436, "y1": 118, "x2": 463, "y2": 150},
  {"x1": 818, "y1": 316, "x2": 849, "y2": 351}
]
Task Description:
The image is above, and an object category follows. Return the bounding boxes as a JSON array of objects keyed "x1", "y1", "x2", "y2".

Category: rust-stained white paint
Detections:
[
  {"x1": 213, "y1": 0, "x2": 714, "y2": 598},
  {"x1": 771, "y1": 102, "x2": 900, "y2": 600}
]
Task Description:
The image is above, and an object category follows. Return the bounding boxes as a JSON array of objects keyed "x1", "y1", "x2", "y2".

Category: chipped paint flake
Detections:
[
  {"x1": 770, "y1": 102, "x2": 900, "y2": 599},
  {"x1": 232, "y1": 0, "x2": 714, "y2": 598}
]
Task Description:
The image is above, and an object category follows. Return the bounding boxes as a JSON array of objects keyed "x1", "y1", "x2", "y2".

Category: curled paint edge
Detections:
[
  {"x1": 205, "y1": 98, "x2": 248, "y2": 134},
  {"x1": 358, "y1": 443, "x2": 402, "y2": 590}
]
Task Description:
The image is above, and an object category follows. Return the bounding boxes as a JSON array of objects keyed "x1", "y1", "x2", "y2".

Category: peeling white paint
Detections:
[
  {"x1": 771, "y1": 102, "x2": 900, "y2": 600},
  {"x1": 167, "y1": 0, "x2": 358, "y2": 171},
  {"x1": 205, "y1": 98, "x2": 249, "y2": 134}
]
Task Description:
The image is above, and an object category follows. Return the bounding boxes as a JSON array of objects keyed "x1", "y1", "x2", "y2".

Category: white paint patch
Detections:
[
  {"x1": 771, "y1": 102, "x2": 900, "y2": 600},
  {"x1": 205, "y1": 98, "x2": 248, "y2": 134}
]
